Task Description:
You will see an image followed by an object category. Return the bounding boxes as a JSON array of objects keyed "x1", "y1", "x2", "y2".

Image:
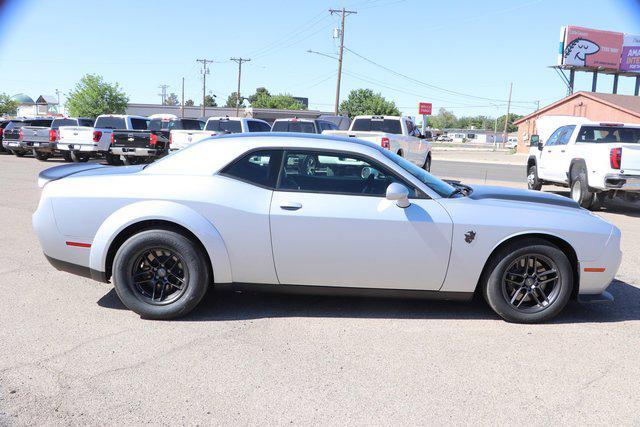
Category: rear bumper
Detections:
[
  {"x1": 45, "y1": 255, "x2": 108, "y2": 282},
  {"x1": 111, "y1": 147, "x2": 160, "y2": 157},
  {"x1": 4, "y1": 140, "x2": 23, "y2": 150},
  {"x1": 604, "y1": 174, "x2": 640, "y2": 191},
  {"x1": 24, "y1": 141, "x2": 57, "y2": 151},
  {"x1": 57, "y1": 143, "x2": 98, "y2": 152}
]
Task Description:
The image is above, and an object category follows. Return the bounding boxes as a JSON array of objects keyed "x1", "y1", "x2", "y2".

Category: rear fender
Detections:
[{"x1": 89, "y1": 200, "x2": 232, "y2": 283}]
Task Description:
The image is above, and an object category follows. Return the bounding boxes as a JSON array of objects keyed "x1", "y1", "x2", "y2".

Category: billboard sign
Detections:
[
  {"x1": 620, "y1": 34, "x2": 640, "y2": 72},
  {"x1": 418, "y1": 102, "x2": 432, "y2": 115},
  {"x1": 560, "y1": 26, "x2": 623, "y2": 70}
]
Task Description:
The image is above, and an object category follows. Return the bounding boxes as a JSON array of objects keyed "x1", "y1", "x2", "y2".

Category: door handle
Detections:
[
  {"x1": 547, "y1": 150, "x2": 551, "y2": 153},
  {"x1": 560, "y1": 149, "x2": 566, "y2": 153},
  {"x1": 280, "y1": 202, "x2": 302, "y2": 211}
]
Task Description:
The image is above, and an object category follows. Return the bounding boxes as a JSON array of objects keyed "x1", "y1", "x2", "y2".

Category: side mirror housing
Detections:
[
  {"x1": 530, "y1": 134, "x2": 543, "y2": 150},
  {"x1": 386, "y1": 183, "x2": 410, "y2": 208}
]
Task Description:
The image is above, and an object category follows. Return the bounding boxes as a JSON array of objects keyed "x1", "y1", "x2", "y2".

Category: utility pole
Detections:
[
  {"x1": 55, "y1": 89, "x2": 60, "y2": 114},
  {"x1": 196, "y1": 59, "x2": 213, "y2": 117},
  {"x1": 230, "y1": 57, "x2": 251, "y2": 116},
  {"x1": 329, "y1": 7, "x2": 357, "y2": 115},
  {"x1": 158, "y1": 84, "x2": 169, "y2": 105},
  {"x1": 502, "y1": 82, "x2": 513, "y2": 147},
  {"x1": 181, "y1": 77, "x2": 185, "y2": 118}
]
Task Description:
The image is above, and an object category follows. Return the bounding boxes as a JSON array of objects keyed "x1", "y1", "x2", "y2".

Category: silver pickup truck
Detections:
[{"x1": 21, "y1": 117, "x2": 94, "y2": 161}]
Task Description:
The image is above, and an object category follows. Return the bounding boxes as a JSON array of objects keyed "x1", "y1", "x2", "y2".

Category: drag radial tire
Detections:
[
  {"x1": 482, "y1": 238, "x2": 573, "y2": 323},
  {"x1": 112, "y1": 230, "x2": 210, "y2": 320},
  {"x1": 527, "y1": 165, "x2": 542, "y2": 191}
]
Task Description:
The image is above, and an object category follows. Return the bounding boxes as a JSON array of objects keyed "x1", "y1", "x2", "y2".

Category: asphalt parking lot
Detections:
[{"x1": 1, "y1": 153, "x2": 639, "y2": 425}]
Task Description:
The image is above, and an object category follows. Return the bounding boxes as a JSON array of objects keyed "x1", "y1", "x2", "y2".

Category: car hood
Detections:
[{"x1": 466, "y1": 185, "x2": 580, "y2": 209}]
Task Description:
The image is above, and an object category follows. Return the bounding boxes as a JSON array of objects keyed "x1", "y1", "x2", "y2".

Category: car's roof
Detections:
[
  {"x1": 273, "y1": 118, "x2": 314, "y2": 122},
  {"x1": 212, "y1": 131, "x2": 379, "y2": 149}
]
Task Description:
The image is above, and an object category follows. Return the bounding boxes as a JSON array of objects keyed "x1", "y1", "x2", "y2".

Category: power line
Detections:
[{"x1": 343, "y1": 46, "x2": 538, "y2": 105}]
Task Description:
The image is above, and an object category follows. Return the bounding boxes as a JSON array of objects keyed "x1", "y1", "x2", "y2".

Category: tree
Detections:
[
  {"x1": 164, "y1": 93, "x2": 179, "y2": 106},
  {"x1": 339, "y1": 89, "x2": 400, "y2": 118},
  {"x1": 495, "y1": 113, "x2": 523, "y2": 133},
  {"x1": 185, "y1": 99, "x2": 194, "y2": 107},
  {"x1": 225, "y1": 92, "x2": 245, "y2": 109},
  {"x1": 251, "y1": 93, "x2": 304, "y2": 110},
  {"x1": 66, "y1": 74, "x2": 129, "y2": 117},
  {"x1": 425, "y1": 108, "x2": 457, "y2": 129},
  {"x1": 203, "y1": 93, "x2": 217, "y2": 107},
  {"x1": 248, "y1": 87, "x2": 270, "y2": 105},
  {"x1": 0, "y1": 93, "x2": 18, "y2": 115}
]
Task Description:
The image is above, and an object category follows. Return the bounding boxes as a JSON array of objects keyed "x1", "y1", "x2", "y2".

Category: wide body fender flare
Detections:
[{"x1": 89, "y1": 200, "x2": 233, "y2": 283}]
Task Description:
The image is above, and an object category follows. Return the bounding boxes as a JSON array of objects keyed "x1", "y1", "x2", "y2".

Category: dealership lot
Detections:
[{"x1": 1, "y1": 154, "x2": 639, "y2": 425}]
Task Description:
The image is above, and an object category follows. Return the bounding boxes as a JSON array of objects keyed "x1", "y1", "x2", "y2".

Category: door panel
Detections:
[{"x1": 270, "y1": 192, "x2": 453, "y2": 290}]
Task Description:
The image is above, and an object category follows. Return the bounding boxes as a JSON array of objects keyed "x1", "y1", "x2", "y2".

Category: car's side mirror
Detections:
[
  {"x1": 386, "y1": 183, "x2": 410, "y2": 208},
  {"x1": 530, "y1": 134, "x2": 543, "y2": 150}
]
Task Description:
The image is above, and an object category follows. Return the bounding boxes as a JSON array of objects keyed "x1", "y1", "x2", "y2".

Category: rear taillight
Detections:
[
  {"x1": 49, "y1": 129, "x2": 58, "y2": 142},
  {"x1": 381, "y1": 137, "x2": 390, "y2": 150},
  {"x1": 93, "y1": 131, "x2": 102, "y2": 142},
  {"x1": 610, "y1": 147, "x2": 622, "y2": 169},
  {"x1": 169, "y1": 132, "x2": 172, "y2": 145},
  {"x1": 0, "y1": 128, "x2": 3, "y2": 137},
  {"x1": 110, "y1": 133, "x2": 114, "y2": 144},
  {"x1": 149, "y1": 133, "x2": 158, "y2": 145}
]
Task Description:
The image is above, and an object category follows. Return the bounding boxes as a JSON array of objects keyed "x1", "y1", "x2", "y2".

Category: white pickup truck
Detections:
[
  {"x1": 169, "y1": 116, "x2": 271, "y2": 151},
  {"x1": 322, "y1": 115, "x2": 432, "y2": 171},
  {"x1": 57, "y1": 114, "x2": 148, "y2": 164},
  {"x1": 527, "y1": 116, "x2": 640, "y2": 209}
]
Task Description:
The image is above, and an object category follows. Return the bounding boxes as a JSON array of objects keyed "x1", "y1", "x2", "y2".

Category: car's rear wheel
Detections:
[
  {"x1": 13, "y1": 150, "x2": 25, "y2": 157},
  {"x1": 482, "y1": 238, "x2": 573, "y2": 323},
  {"x1": 527, "y1": 165, "x2": 542, "y2": 190},
  {"x1": 570, "y1": 165, "x2": 598, "y2": 209},
  {"x1": 70, "y1": 151, "x2": 89, "y2": 162},
  {"x1": 422, "y1": 154, "x2": 432, "y2": 172},
  {"x1": 105, "y1": 152, "x2": 123, "y2": 166},
  {"x1": 112, "y1": 230, "x2": 210, "y2": 319},
  {"x1": 62, "y1": 151, "x2": 73, "y2": 162},
  {"x1": 33, "y1": 149, "x2": 50, "y2": 161}
]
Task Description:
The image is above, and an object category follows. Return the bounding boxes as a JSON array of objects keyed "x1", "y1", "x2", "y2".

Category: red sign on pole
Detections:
[{"x1": 418, "y1": 102, "x2": 432, "y2": 115}]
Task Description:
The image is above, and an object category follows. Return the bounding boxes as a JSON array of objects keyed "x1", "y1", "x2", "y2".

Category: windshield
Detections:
[
  {"x1": 95, "y1": 116, "x2": 126, "y2": 129},
  {"x1": 352, "y1": 118, "x2": 402, "y2": 134},
  {"x1": 271, "y1": 121, "x2": 316, "y2": 133},
  {"x1": 576, "y1": 126, "x2": 640, "y2": 143},
  {"x1": 380, "y1": 149, "x2": 456, "y2": 197},
  {"x1": 205, "y1": 119, "x2": 242, "y2": 133}
]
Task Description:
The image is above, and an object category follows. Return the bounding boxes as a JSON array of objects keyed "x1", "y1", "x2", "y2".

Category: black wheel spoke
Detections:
[
  {"x1": 502, "y1": 253, "x2": 560, "y2": 313},
  {"x1": 131, "y1": 247, "x2": 188, "y2": 305}
]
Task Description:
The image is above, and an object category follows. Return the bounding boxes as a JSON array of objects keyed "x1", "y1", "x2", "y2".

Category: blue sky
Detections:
[{"x1": 1, "y1": 0, "x2": 640, "y2": 118}]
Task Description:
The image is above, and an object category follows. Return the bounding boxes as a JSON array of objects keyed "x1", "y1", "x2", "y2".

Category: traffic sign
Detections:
[{"x1": 419, "y1": 102, "x2": 432, "y2": 115}]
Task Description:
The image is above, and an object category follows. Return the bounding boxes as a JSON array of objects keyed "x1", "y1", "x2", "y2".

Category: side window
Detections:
[
  {"x1": 247, "y1": 120, "x2": 271, "y2": 132},
  {"x1": 545, "y1": 127, "x2": 564, "y2": 146},
  {"x1": 220, "y1": 150, "x2": 283, "y2": 189},
  {"x1": 130, "y1": 118, "x2": 149, "y2": 130},
  {"x1": 278, "y1": 150, "x2": 415, "y2": 197},
  {"x1": 558, "y1": 125, "x2": 575, "y2": 145}
]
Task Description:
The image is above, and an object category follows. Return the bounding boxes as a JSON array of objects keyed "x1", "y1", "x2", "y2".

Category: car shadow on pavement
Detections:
[{"x1": 97, "y1": 279, "x2": 640, "y2": 323}]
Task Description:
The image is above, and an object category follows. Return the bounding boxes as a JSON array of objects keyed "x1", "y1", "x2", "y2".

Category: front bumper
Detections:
[
  {"x1": 57, "y1": 143, "x2": 98, "y2": 152},
  {"x1": 604, "y1": 174, "x2": 640, "y2": 191},
  {"x1": 111, "y1": 147, "x2": 160, "y2": 157},
  {"x1": 578, "y1": 225, "x2": 622, "y2": 296}
]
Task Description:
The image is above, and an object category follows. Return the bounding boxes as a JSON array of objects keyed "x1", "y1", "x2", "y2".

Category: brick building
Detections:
[{"x1": 514, "y1": 91, "x2": 640, "y2": 152}]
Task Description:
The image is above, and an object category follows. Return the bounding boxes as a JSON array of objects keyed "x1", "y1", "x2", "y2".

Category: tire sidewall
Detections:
[
  {"x1": 571, "y1": 165, "x2": 595, "y2": 209},
  {"x1": 527, "y1": 165, "x2": 541, "y2": 190},
  {"x1": 483, "y1": 240, "x2": 573, "y2": 323},
  {"x1": 113, "y1": 230, "x2": 209, "y2": 319}
]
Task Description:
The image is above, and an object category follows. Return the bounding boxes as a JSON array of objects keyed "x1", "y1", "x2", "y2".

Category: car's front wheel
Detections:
[
  {"x1": 112, "y1": 229, "x2": 210, "y2": 319},
  {"x1": 527, "y1": 165, "x2": 542, "y2": 190},
  {"x1": 482, "y1": 238, "x2": 573, "y2": 323}
]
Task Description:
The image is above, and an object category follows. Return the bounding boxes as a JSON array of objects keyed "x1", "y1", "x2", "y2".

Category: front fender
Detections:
[{"x1": 89, "y1": 200, "x2": 232, "y2": 283}]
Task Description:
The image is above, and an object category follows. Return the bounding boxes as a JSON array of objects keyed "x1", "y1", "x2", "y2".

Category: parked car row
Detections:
[{"x1": 1, "y1": 113, "x2": 433, "y2": 171}]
